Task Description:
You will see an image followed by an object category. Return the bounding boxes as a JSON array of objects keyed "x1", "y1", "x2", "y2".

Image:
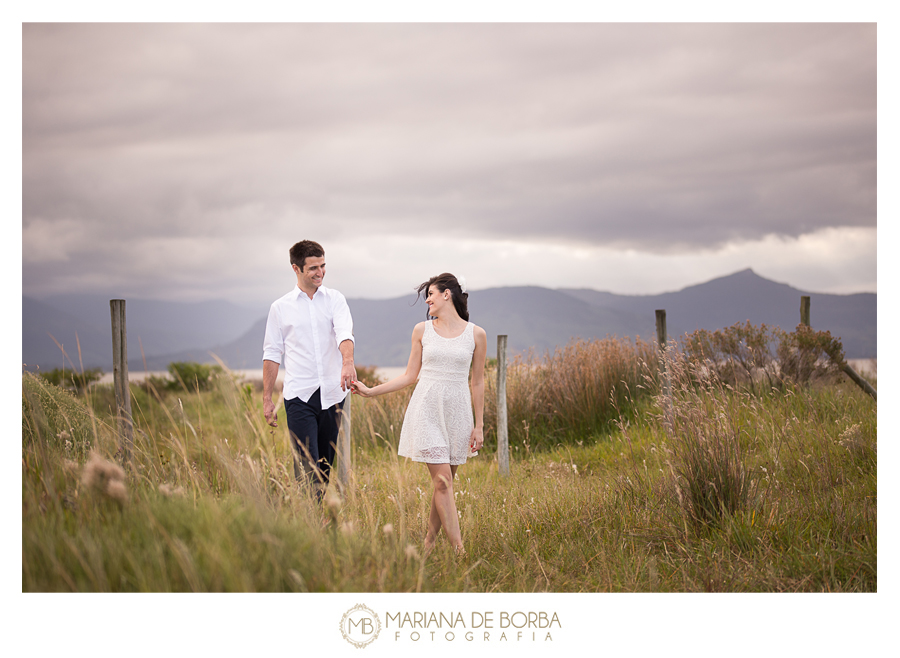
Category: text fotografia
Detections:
[{"x1": 387, "y1": 611, "x2": 561, "y2": 642}]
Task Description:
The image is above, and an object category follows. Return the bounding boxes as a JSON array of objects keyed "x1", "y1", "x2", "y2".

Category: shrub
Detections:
[
  {"x1": 681, "y1": 321, "x2": 779, "y2": 389},
  {"x1": 39, "y1": 367, "x2": 104, "y2": 393},
  {"x1": 166, "y1": 362, "x2": 224, "y2": 392},
  {"x1": 776, "y1": 323, "x2": 845, "y2": 386},
  {"x1": 682, "y1": 321, "x2": 847, "y2": 390}
]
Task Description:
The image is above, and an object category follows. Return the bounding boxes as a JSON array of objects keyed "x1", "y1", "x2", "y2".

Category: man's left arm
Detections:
[{"x1": 333, "y1": 292, "x2": 357, "y2": 391}]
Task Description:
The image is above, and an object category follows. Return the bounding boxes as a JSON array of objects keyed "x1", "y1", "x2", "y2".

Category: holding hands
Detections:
[
  {"x1": 341, "y1": 361, "x2": 357, "y2": 392},
  {"x1": 350, "y1": 380, "x2": 374, "y2": 398}
]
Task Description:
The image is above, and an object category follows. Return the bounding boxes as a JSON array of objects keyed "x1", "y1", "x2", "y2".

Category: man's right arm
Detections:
[
  {"x1": 263, "y1": 359, "x2": 280, "y2": 427},
  {"x1": 262, "y1": 303, "x2": 283, "y2": 428}
]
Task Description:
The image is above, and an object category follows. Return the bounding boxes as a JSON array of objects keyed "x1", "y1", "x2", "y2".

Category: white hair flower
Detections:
[{"x1": 457, "y1": 276, "x2": 467, "y2": 293}]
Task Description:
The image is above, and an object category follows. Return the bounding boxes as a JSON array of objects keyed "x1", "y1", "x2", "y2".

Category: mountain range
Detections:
[{"x1": 21, "y1": 269, "x2": 876, "y2": 372}]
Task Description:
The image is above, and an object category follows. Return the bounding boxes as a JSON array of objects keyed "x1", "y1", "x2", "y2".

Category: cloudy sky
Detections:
[{"x1": 22, "y1": 21, "x2": 877, "y2": 304}]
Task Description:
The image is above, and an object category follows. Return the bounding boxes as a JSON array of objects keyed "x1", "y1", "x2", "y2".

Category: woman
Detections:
[{"x1": 351, "y1": 273, "x2": 487, "y2": 554}]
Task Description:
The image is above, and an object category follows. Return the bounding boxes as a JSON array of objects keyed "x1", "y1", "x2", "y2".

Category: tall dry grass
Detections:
[
  {"x1": 22, "y1": 332, "x2": 876, "y2": 593},
  {"x1": 481, "y1": 337, "x2": 658, "y2": 451},
  {"x1": 612, "y1": 345, "x2": 876, "y2": 591},
  {"x1": 651, "y1": 348, "x2": 758, "y2": 529}
]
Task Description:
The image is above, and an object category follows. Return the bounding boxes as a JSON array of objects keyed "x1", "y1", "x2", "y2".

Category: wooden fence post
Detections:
[
  {"x1": 655, "y1": 310, "x2": 673, "y2": 428},
  {"x1": 655, "y1": 310, "x2": 667, "y2": 349},
  {"x1": 842, "y1": 365, "x2": 877, "y2": 401},
  {"x1": 799, "y1": 295, "x2": 876, "y2": 401},
  {"x1": 800, "y1": 296, "x2": 811, "y2": 327},
  {"x1": 497, "y1": 335, "x2": 510, "y2": 477},
  {"x1": 336, "y1": 394, "x2": 352, "y2": 492},
  {"x1": 110, "y1": 300, "x2": 134, "y2": 465}
]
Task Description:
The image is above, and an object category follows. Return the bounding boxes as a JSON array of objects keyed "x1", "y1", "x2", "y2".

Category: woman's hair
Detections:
[{"x1": 415, "y1": 273, "x2": 469, "y2": 321}]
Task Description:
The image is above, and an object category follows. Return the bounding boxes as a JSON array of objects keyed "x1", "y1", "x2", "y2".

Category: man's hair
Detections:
[{"x1": 289, "y1": 240, "x2": 325, "y2": 271}]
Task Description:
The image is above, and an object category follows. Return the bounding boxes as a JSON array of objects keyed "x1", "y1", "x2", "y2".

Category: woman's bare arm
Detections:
[
  {"x1": 470, "y1": 325, "x2": 487, "y2": 435},
  {"x1": 352, "y1": 323, "x2": 425, "y2": 397}
]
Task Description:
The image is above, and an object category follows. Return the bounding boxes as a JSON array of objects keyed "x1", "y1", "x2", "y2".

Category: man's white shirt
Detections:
[{"x1": 262, "y1": 285, "x2": 354, "y2": 409}]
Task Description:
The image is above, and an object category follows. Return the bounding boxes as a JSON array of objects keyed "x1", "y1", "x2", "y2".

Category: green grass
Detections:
[{"x1": 21, "y1": 351, "x2": 876, "y2": 592}]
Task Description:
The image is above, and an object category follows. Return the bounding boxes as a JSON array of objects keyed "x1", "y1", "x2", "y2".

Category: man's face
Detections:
[{"x1": 294, "y1": 255, "x2": 326, "y2": 290}]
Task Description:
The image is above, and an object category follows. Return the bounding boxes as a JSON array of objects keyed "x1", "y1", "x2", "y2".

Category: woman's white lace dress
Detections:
[{"x1": 398, "y1": 321, "x2": 475, "y2": 465}]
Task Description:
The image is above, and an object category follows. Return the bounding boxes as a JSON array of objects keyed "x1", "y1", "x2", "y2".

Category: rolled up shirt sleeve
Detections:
[
  {"x1": 331, "y1": 292, "x2": 355, "y2": 346},
  {"x1": 262, "y1": 303, "x2": 284, "y2": 364}
]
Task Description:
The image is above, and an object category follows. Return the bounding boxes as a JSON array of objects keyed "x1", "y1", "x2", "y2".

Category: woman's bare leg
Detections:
[
  {"x1": 425, "y1": 495, "x2": 439, "y2": 553},
  {"x1": 425, "y1": 463, "x2": 462, "y2": 552},
  {"x1": 425, "y1": 464, "x2": 459, "y2": 551}
]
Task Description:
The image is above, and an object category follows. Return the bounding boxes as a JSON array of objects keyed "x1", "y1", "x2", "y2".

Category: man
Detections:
[{"x1": 262, "y1": 240, "x2": 357, "y2": 499}]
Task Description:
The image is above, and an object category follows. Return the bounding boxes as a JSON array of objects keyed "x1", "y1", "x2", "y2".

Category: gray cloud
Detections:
[{"x1": 22, "y1": 23, "x2": 876, "y2": 300}]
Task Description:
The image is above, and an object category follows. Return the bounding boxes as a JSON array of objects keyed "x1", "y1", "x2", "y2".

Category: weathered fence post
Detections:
[
  {"x1": 656, "y1": 310, "x2": 673, "y2": 428},
  {"x1": 497, "y1": 335, "x2": 510, "y2": 477},
  {"x1": 800, "y1": 295, "x2": 876, "y2": 401},
  {"x1": 842, "y1": 364, "x2": 877, "y2": 400},
  {"x1": 655, "y1": 310, "x2": 667, "y2": 349},
  {"x1": 336, "y1": 394, "x2": 352, "y2": 492},
  {"x1": 110, "y1": 300, "x2": 134, "y2": 465},
  {"x1": 800, "y1": 296, "x2": 811, "y2": 327}
]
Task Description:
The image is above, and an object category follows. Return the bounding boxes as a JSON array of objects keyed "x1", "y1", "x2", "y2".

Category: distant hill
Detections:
[
  {"x1": 152, "y1": 286, "x2": 654, "y2": 370},
  {"x1": 559, "y1": 269, "x2": 876, "y2": 358},
  {"x1": 22, "y1": 297, "x2": 112, "y2": 370},
  {"x1": 21, "y1": 269, "x2": 876, "y2": 371},
  {"x1": 22, "y1": 294, "x2": 267, "y2": 372}
]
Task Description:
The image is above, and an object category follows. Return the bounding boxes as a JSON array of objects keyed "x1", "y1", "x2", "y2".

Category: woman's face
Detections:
[{"x1": 425, "y1": 285, "x2": 451, "y2": 317}]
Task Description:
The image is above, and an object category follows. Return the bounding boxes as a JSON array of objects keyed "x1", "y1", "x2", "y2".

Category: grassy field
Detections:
[{"x1": 21, "y1": 338, "x2": 876, "y2": 592}]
